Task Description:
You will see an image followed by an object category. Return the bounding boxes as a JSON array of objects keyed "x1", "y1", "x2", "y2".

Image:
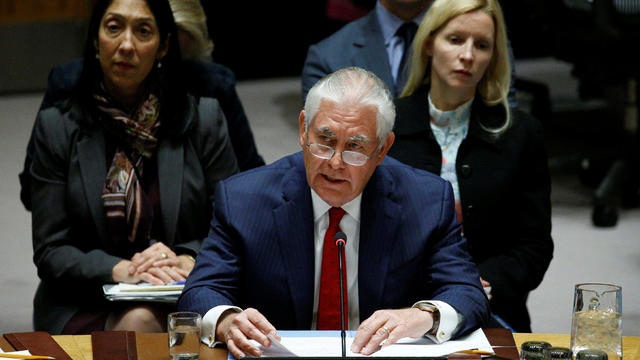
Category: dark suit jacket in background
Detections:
[
  {"x1": 302, "y1": 9, "x2": 395, "y2": 100},
  {"x1": 19, "y1": 59, "x2": 264, "y2": 210},
  {"x1": 30, "y1": 96, "x2": 238, "y2": 334},
  {"x1": 178, "y1": 152, "x2": 490, "y2": 337},
  {"x1": 301, "y1": 7, "x2": 519, "y2": 105},
  {"x1": 389, "y1": 87, "x2": 553, "y2": 332}
]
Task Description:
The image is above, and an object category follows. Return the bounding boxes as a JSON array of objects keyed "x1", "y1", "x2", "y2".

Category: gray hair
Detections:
[{"x1": 303, "y1": 67, "x2": 395, "y2": 147}]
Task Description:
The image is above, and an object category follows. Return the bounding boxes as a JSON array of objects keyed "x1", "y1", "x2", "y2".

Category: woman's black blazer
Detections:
[
  {"x1": 389, "y1": 87, "x2": 553, "y2": 332},
  {"x1": 30, "y1": 95, "x2": 238, "y2": 334}
]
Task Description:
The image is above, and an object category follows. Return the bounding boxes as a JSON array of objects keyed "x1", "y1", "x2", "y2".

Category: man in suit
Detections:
[
  {"x1": 302, "y1": 0, "x2": 431, "y2": 99},
  {"x1": 178, "y1": 67, "x2": 489, "y2": 358},
  {"x1": 302, "y1": 0, "x2": 518, "y2": 104}
]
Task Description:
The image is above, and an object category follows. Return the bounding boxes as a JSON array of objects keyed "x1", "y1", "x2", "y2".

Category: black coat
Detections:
[
  {"x1": 30, "y1": 96, "x2": 238, "y2": 334},
  {"x1": 389, "y1": 87, "x2": 553, "y2": 332},
  {"x1": 20, "y1": 59, "x2": 264, "y2": 210}
]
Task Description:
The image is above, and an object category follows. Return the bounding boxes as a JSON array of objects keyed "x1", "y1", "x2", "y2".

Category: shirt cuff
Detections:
[
  {"x1": 413, "y1": 300, "x2": 463, "y2": 343},
  {"x1": 201, "y1": 305, "x2": 242, "y2": 347}
]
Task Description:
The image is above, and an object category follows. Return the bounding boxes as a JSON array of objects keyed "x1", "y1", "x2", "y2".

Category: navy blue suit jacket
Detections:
[
  {"x1": 302, "y1": 10, "x2": 395, "y2": 100},
  {"x1": 178, "y1": 152, "x2": 489, "y2": 337}
]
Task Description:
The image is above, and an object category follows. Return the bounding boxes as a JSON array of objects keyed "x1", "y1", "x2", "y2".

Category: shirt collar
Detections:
[
  {"x1": 311, "y1": 189, "x2": 362, "y2": 223},
  {"x1": 376, "y1": 0, "x2": 427, "y2": 46},
  {"x1": 428, "y1": 92, "x2": 473, "y2": 131}
]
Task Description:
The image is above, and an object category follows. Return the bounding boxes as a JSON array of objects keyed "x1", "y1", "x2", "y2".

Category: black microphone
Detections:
[{"x1": 334, "y1": 231, "x2": 348, "y2": 358}]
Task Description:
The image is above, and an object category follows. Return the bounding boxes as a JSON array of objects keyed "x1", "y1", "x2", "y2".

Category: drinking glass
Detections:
[
  {"x1": 520, "y1": 341, "x2": 551, "y2": 360},
  {"x1": 168, "y1": 311, "x2": 202, "y2": 360},
  {"x1": 570, "y1": 283, "x2": 622, "y2": 360},
  {"x1": 544, "y1": 347, "x2": 572, "y2": 359},
  {"x1": 576, "y1": 349, "x2": 609, "y2": 360}
]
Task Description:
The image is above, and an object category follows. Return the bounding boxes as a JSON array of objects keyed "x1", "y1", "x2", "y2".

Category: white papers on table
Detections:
[
  {"x1": 0, "y1": 349, "x2": 32, "y2": 359},
  {"x1": 242, "y1": 328, "x2": 492, "y2": 358},
  {"x1": 103, "y1": 282, "x2": 184, "y2": 303}
]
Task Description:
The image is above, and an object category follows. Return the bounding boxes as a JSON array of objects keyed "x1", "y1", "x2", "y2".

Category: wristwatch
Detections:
[{"x1": 412, "y1": 302, "x2": 440, "y2": 335}]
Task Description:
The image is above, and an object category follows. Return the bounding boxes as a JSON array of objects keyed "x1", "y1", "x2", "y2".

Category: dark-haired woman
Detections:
[{"x1": 31, "y1": 0, "x2": 237, "y2": 334}]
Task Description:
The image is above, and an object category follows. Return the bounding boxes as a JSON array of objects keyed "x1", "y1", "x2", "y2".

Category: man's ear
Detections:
[
  {"x1": 376, "y1": 132, "x2": 395, "y2": 165},
  {"x1": 298, "y1": 110, "x2": 306, "y2": 148}
]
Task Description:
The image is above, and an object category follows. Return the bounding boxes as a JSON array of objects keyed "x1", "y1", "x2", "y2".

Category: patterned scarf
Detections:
[{"x1": 94, "y1": 85, "x2": 161, "y2": 243}]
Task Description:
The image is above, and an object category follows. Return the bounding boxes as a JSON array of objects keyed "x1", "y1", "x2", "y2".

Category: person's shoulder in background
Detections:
[
  {"x1": 184, "y1": 60, "x2": 236, "y2": 98},
  {"x1": 302, "y1": 11, "x2": 379, "y2": 100},
  {"x1": 184, "y1": 59, "x2": 266, "y2": 171},
  {"x1": 41, "y1": 58, "x2": 84, "y2": 110}
]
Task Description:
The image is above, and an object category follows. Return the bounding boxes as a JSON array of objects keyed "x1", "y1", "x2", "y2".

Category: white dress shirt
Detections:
[{"x1": 200, "y1": 190, "x2": 463, "y2": 347}]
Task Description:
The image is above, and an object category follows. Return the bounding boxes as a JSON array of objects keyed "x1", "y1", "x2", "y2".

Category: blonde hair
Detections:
[
  {"x1": 169, "y1": 0, "x2": 214, "y2": 60},
  {"x1": 401, "y1": 0, "x2": 511, "y2": 133}
]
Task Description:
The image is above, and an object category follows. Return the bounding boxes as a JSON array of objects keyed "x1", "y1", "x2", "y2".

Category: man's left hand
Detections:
[{"x1": 350, "y1": 308, "x2": 433, "y2": 355}]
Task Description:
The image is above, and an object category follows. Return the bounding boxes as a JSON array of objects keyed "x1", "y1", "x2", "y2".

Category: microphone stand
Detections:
[{"x1": 335, "y1": 232, "x2": 347, "y2": 358}]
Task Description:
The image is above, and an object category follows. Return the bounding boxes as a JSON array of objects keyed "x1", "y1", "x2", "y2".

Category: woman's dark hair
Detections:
[{"x1": 75, "y1": 0, "x2": 188, "y2": 137}]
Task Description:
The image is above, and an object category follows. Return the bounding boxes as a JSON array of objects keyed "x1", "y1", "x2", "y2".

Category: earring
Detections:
[
  {"x1": 157, "y1": 61, "x2": 162, "y2": 69},
  {"x1": 95, "y1": 52, "x2": 99, "y2": 59}
]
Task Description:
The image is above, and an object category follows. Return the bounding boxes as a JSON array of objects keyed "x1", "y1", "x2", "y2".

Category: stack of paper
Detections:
[
  {"x1": 103, "y1": 282, "x2": 184, "y2": 303},
  {"x1": 243, "y1": 328, "x2": 493, "y2": 358}
]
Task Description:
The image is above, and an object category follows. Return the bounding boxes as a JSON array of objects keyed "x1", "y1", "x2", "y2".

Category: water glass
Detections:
[
  {"x1": 168, "y1": 311, "x2": 202, "y2": 360},
  {"x1": 544, "y1": 347, "x2": 572, "y2": 359},
  {"x1": 520, "y1": 340, "x2": 551, "y2": 360},
  {"x1": 576, "y1": 349, "x2": 609, "y2": 360},
  {"x1": 570, "y1": 283, "x2": 622, "y2": 360}
]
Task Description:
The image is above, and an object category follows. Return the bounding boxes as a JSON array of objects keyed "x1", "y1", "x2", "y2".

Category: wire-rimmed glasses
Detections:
[{"x1": 305, "y1": 134, "x2": 377, "y2": 166}]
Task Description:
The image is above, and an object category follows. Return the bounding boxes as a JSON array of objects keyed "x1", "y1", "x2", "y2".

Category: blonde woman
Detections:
[{"x1": 389, "y1": 0, "x2": 552, "y2": 332}]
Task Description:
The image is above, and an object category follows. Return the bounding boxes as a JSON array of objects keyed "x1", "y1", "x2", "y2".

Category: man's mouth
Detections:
[{"x1": 323, "y1": 174, "x2": 346, "y2": 183}]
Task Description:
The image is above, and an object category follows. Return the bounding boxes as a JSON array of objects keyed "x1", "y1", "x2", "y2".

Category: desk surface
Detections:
[{"x1": 1, "y1": 332, "x2": 638, "y2": 360}]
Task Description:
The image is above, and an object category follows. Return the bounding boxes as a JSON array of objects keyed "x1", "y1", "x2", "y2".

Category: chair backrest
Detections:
[
  {"x1": 612, "y1": 0, "x2": 640, "y2": 27},
  {"x1": 561, "y1": 0, "x2": 640, "y2": 26},
  {"x1": 562, "y1": 0, "x2": 640, "y2": 13},
  {"x1": 562, "y1": 0, "x2": 592, "y2": 12},
  {"x1": 613, "y1": 0, "x2": 640, "y2": 14}
]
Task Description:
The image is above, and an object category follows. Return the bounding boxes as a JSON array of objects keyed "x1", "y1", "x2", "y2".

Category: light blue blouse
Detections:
[{"x1": 428, "y1": 93, "x2": 473, "y2": 222}]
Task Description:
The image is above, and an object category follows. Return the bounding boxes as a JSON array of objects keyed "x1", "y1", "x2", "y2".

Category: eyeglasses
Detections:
[{"x1": 305, "y1": 134, "x2": 377, "y2": 166}]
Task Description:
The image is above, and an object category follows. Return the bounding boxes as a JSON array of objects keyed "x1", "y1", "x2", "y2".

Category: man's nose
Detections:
[{"x1": 328, "y1": 150, "x2": 346, "y2": 169}]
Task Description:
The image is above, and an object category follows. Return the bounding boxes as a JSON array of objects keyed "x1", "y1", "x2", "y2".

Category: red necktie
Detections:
[{"x1": 317, "y1": 207, "x2": 348, "y2": 330}]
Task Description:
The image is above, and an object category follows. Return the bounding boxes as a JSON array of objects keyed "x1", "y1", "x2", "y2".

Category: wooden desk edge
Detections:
[{"x1": 34, "y1": 332, "x2": 637, "y2": 360}]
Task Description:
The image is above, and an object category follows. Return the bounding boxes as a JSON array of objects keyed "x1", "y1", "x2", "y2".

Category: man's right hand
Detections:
[{"x1": 216, "y1": 308, "x2": 280, "y2": 358}]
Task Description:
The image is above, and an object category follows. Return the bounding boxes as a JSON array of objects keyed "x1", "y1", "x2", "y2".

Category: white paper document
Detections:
[
  {"x1": 244, "y1": 328, "x2": 492, "y2": 358},
  {"x1": 0, "y1": 349, "x2": 33, "y2": 359},
  {"x1": 103, "y1": 282, "x2": 184, "y2": 303}
]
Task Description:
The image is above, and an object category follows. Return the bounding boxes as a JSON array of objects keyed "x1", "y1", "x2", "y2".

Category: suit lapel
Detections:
[
  {"x1": 274, "y1": 162, "x2": 315, "y2": 329},
  {"x1": 358, "y1": 164, "x2": 401, "y2": 320},
  {"x1": 352, "y1": 11, "x2": 394, "y2": 90},
  {"x1": 76, "y1": 125, "x2": 108, "y2": 246},
  {"x1": 157, "y1": 137, "x2": 184, "y2": 245}
]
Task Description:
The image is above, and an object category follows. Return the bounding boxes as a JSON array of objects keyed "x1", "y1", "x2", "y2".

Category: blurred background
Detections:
[{"x1": 1, "y1": 0, "x2": 638, "y2": 336}]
